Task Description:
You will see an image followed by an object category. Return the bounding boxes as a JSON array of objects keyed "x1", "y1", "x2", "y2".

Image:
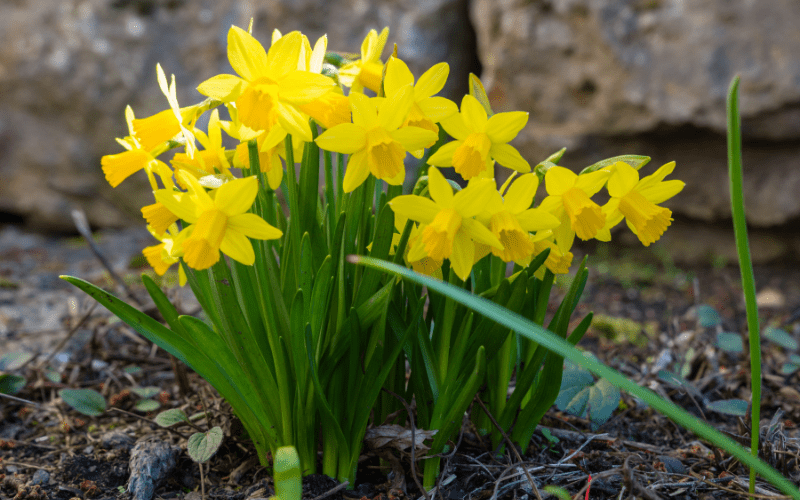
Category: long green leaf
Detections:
[{"x1": 350, "y1": 257, "x2": 800, "y2": 499}]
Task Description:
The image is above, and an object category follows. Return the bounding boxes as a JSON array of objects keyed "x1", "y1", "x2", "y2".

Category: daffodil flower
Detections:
[
  {"x1": 428, "y1": 95, "x2": 531, "y2": 180},
  {"x1": 171, "y1": 109, "x2": 232, "y2": 184},
  {"x1": 598, "y1": 161, "x2": 685, "y2": 246},
  {"x1": 197, "y1": 27, "x2": 335, "y2": 142},
  {"x1": 155, "y1": 172, "x2": 282, "y2": 270},
  {"x1": 389, "y1": 167, "x2": 503, "y2": 280},
  {"x1": 142, "y1": 223, "x2": 188, "y2": 286},
  {"x1": 538, "y1": 166, "x2": 610, "y2": 253},
  {"x1": 478, "y1": 173, "x2": 560, "y2": 263},
  {"x1": 338, "y1": 28, "x2": 389, "y2": 93},
  {"x1": 101, "y1": 106, "x2": 172, "y2": 189},
  {"x1": 383, "y1": 57, "x2": 457, "y2": 156},
  {"x1": 315, "y1": 87, "x2": 438, "y2": 192}
]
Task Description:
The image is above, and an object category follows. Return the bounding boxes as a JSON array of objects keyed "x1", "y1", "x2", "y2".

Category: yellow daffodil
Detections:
[
  {"x1": 101, "y1": 106, "x2": 172, "y2": 189},
  {"x1": 528, "y1": 231, "x2": 574, "y2": 277},
  {"x1": 171, "y1": 109, "x2": 232, "y2": 184},
  {"x1": 384, "y1": 57, "x2": 457, "y2": 155},
  {"x1": 428, "y1": 95, "x2": 531, "y2": 180},
  {"x1": 598, "y1": 161, "x2": 685, "y2": 246},
  {"x1": 482, "y1": 173, "x2": 560, "y2": 263},
  {"x1": 389, "y1": 167, "x2": 503, "y2": 280},
  {"x1": 142, "y1": 223, "x2": 188, "y2": 286},
  {"x1": 155, "y1": 172, "x2": 282, "y2": 270},
  {"x1": 538, "y1": 166, "x2": 610, "y2": 253},
  {"x1": 338, "y1": 28, "x2": 389, "y2": 93},
  {"x1": 197, "y1": 27, "x2": 335, "y2": 142},
  {"x1": 315, "y1": 87, "x2": 438, "y2": 192}
]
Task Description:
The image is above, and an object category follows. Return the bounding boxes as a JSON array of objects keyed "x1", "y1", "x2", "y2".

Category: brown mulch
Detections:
[{"x1": 2, "y1": 224, "x2": 800, "y2": 500}]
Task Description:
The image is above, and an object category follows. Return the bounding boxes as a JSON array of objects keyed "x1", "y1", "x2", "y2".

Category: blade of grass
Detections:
[
  {"x1": 350, "y1": 256, "x2": 800, "y2": 500},
  {"x1": 727, "y1": 74, "x2": 761, "y2": 494}
]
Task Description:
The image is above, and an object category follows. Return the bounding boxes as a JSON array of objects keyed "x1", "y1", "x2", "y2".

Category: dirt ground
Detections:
[{"x1": 2, "y1": 225, "x2": 800, "y2": 500}]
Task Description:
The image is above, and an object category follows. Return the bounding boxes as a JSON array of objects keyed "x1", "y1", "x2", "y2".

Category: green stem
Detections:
[{"x1": 727, "y1": 75, "x2": 761, "y2": 494}]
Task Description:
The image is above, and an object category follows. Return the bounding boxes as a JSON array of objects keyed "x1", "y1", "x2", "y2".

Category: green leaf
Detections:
[
  {"x1": 697, "y1": 305, "x2": 721, "y2": 328},
  {"x1": 706, "y1": 399, "x2": 748, "y2": 417},
  {"x1": 134, "y1": 399, "x2": 161, "y2": 412},
  {"x1": 273, "y1": 446, "x2": 302, "y2": 500},
  {"x1": 716, "y1": 331, "x2": 744, "y2": 353},
  {"x1": 154, "y1": 408, "x2": 190, "y2": 427},
  {"x1": 0, "y1": 351, "x2": 34, "y2": 371},
  {"x1": 579, "y1": 154, "x2": 651, "y2": 174},
  {"x1": 60, "y1": 388, "x2": 107, "y2": 416},
  {"x1": 765, "y1": 327, "x2": 798, "y2": 351},
  {"x1": 0, "y1": 374, "x2": 26, "y2": 395},
  {"x1": 352, "y1": 256, "x2": 800, "y2": 499},
  {"x1": 555, "y1": 361, "x2": 620, "y2": 429},
  {"x1": 187, "y1": 427, "x2": 224, "y2": 463},
  {"x1": 131, "y1": 386, "x2": 161, "y2": 399},
  {"x1": 543, "y1": 485, "x2": 571, "y2": 500}
]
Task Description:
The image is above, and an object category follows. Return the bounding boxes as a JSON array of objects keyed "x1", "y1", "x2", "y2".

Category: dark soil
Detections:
[{"x1": 2, "y1": 225, "x2": 800, "y2": 500}]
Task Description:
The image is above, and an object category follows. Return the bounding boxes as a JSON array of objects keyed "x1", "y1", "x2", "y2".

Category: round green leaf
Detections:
[
  {"x1": 0, "y1": 374, "x2": 26, "y2": 395},
  {"x1": 187, "y1": 427, "x2": 223, "y2": 463},
  {"x1": 131, "y1": 386, "x2": 162, "y2": 399},
  {"x1": 134, "y1": 399, "x2": 161, "y2": 412},
  {"x1": 59, "y1": 388, "x2": 107, "y2": 416},
  {"x1": 556, "y1": 363, "x2": 620, "y2": 429},
  {"x1": 706, "y1": 399, "x2": 748, "y2": 417},
  {"x1": 696, "y1": 305, "x2": 721, "y2": 328},
  {"x1": 0, "y1": 351, "x2": 34, "y2": 371},
  {"x1": 154, "y1": 408, "x2": 190, "y2": 427},
  {"x1": 765, "y1": 327, "x2": 798, "y2": 351},
  {"x1": 716, "y1": 331, "x2": 743, "y2": 353}
]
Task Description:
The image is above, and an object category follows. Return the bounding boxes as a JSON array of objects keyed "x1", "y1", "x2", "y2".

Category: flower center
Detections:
[
  {"x1": 182, "y1": 209, "x2": 228, "y2": 270},
  {"x1": 366, "y1": 127, "x2": 405, "y2": 180},
  {"x1": 236, "y1": 77, "x2": 280, "y2": 132},
  {"x1": 618, "y1": 191, "x2": 672, "y2": 246},
  {"x1": 452, "y1": 132, "x2": 491, "y2": 179},
  {"x1": 561, "y1": 187, "x2": 605, "y2": 240},
  {"x1": 490, "y1": 211, "x2": 535, "y2": 262},
  {"x1": 421, "y1": 208, "x2": 462, "y2": 260}
]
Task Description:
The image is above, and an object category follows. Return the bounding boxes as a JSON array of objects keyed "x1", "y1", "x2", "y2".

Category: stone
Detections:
[
  {"x1": 0, "y1": 0, "x2": 477, "y2": 232},
  {"x1": 470, "y1": 0, "x2": 800, "y2": 227}
]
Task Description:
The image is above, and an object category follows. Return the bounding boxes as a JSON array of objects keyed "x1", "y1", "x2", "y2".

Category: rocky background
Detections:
[{"x1": 2, "y1": 0, "x2": 799, "y2": 263}]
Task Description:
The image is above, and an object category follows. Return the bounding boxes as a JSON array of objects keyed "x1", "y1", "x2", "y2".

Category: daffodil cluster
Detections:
[{"x1": 101, "y1": 23, "x2": 683, "y2": 284}]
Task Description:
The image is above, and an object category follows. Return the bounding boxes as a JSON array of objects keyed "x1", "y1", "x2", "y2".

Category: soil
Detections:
[{"x1": 2, "y1": 224, "x2": 800, "y2": 500}]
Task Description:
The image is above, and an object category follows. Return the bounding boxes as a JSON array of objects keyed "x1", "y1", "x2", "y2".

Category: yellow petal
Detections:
[
  {"x1": 417, "y1": 96, "x2": 458, "y2": 122},
  {"x1": 101, "y1": 149, "x2": 151, "y2": 188},
  {"x1": 276, "y1": 102, "x2": 312, "y2": 142},
  {"x1": 453, "y1": 178, "x2": 499, "y2": 218},
  {"x1": 228, "y1": 213, "x2": 283, "y2": 240},
  {"x1": 426, "y1": 141, "x2": 459, "y2": 167},
  {"x1": 143, "y1": 244, "x2": 171, "y2": 275},
  {"x1": 639, "y1": 179, "x2": 685, "y2": 204},
  {"x1": 197, "y1": 74, "x2": 245, "y2": 101},
  {"x1": 342, "y1": 150, "x2": 370, "y2": 193},
  {"x1": 485, "y1": 111, "x2": 528, "y2": 144},
  {"x1": 141, "y1": 201, "x2": 179, "y2": 236},
  {"x1": 219, "y1": 228, "x2": 255, "y2": 265},
  {"x1": 415, "y1": 62, "x2": 449, "y2": 99},
  {"x1": 427, "y1": 167, "x2": 453, "y2": 207},
  {"x1": 384, "y1": 57, "x2": 414, "y2": 96},
  {"x1": 544, "y1": 166, "x2": 577, "y2": 196},
  {"x1": 389, "y1": 195, "x2": 440, "y2": 224},
  {"x1": 389, "y1": 127, "x2": 438, "y2": 152},
  {"x1": 461, "y1": 217, "x2": 503, "y2": 249},
  {"x1": 349, "y1": 92, "x2": 379, "y2": 129},
  {"x1": 489, "y1": 143, "x2": 531, "y2": 173},
  {"x1": 266, "y1": 31, "x2": 303, "y2": 79},
  {"x1": 574, "y1": 169, "x2": 611, "y2": 196},
  {"x1": 132, "y1": 109, "x2": 181, "y2": 151},
  {"x1": 154, "y1": 190, "x2": 198, "y2": 223},
  {"x1": 449, "y1": 231, "x2": 475, "y2": 281},
  {"x1": 606, "y1": 162, "x2": 639, "y2": 198},
  {"x1": 439, "y1": 113, "x2": 471, "y2": 140},
  {"x1": 309, "y1": 35, "x2": 327, "y2": 73},
  {"x1": 266, "y1": 155, "x2": 284, "y2": 190},
  {"x1": 460, "y1": 95, "x2": 488, "y2": 132},
  {"x1": 637, "y1": 161, "x2": 676, "y2": 191},
  {"x1": 215, "y1": 176, "x2": 258, "y2": 215},
  {"x1": 279, "y1": 71, "x2": 336, "y2": 104},
  {"x1": 228, "y1": 26, "x2": 268, "y2": 81},
  {"x1": 315, "y1": 123, "x2": 367, "y2": 154},
  {"x1": 503, "y1": 173, "x2": 539, "y2": 214},
  {"x1": 515, "y1": 208, "x2": 560, "y2": 232},
  {"x1": 379, "y1": 84, "x2": 414, "y2": 131}
]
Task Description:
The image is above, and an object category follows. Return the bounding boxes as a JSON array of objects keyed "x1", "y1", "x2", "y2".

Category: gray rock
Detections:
[
  {"x1": 30, "y1": 469, "x2": 51, "y2": 486},
  {"x1": 471, "y1": 0, "x2": 800, "y2": 227},
  {"x1": 101, "y1": 431, "x2": 136, "y2": 451},
  {"x1": 127, "y1": 439, "x2": 180, "y2": 500}
]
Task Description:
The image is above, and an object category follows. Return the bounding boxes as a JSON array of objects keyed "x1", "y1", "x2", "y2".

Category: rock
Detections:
[
  {"x1": 127, "y1": 439, "x2": 180, "y2": 500},
  {"x1": 470, "y1": 0, "x2": 800, "y2": 227},
  {"x1": 100, "y1": 431, "x2": 135, "y2": 451},
  {"x1": 0, "y1": 0, "x2": 477, "y2": 232},
  {"x1": 30, "y1": 470, "x2": 51, "y2": 486}
]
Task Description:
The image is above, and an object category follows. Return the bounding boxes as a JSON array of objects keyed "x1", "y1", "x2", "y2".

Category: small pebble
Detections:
[
  {"x1": 31, "y1": 470, "x2": 50, "y2": 486},
  {"x1": 100, "y1": 431, "x2": 134, "y2": 451}
]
